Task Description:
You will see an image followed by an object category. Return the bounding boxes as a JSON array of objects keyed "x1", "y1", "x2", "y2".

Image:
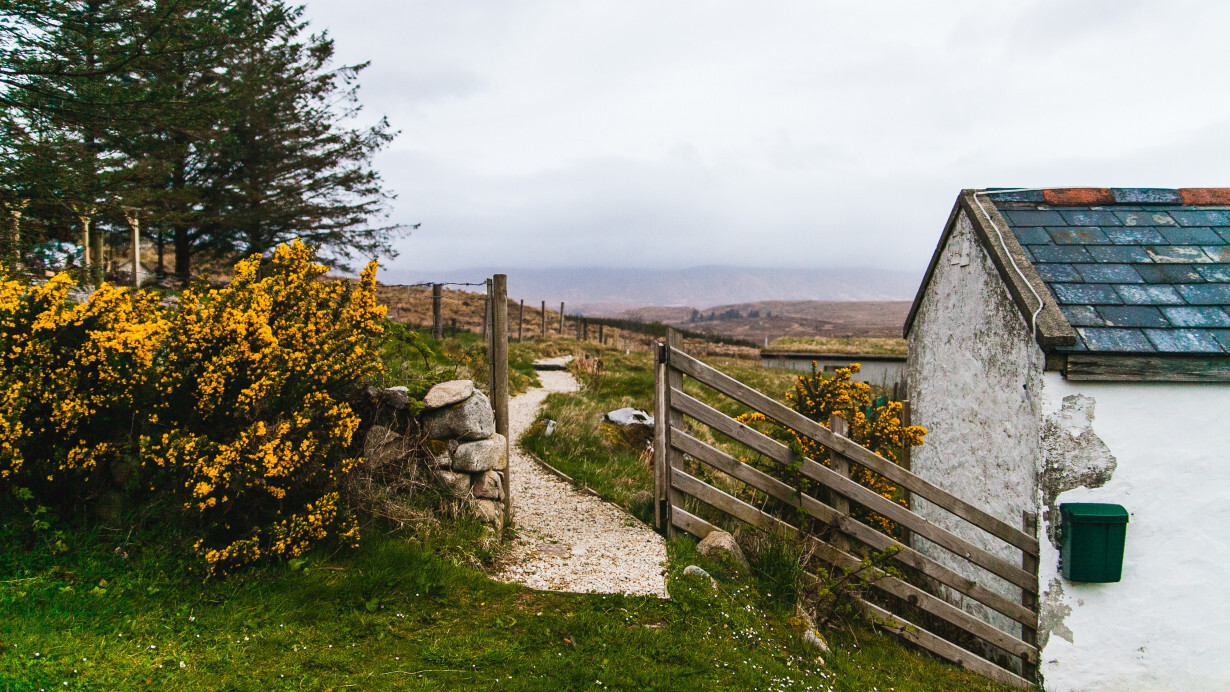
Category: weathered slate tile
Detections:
[
  {"x1": 1095, "y1": 306, "x2": 1168, "y2": 328},
  {"x1": 986, "y1": 190, "x2": 1046, "y2": 203},
  {"x1": 1135, "y1": 264, "x2": 1205, "y2": 283},
  {"x1": 1196, "y1": 264, "x2": 1230, "y2": 282},
  {"x1": 1158, "y1": 227, "x2": 1224, "y2": 245},
  {"x1": 1010, "y1": 227, "x2": 1053, "y2": 245},
  {"x1": 1002, "y1": 209, "x2": 1066, "y2": 226},
  {"x1": 1146, "y1": 246, "x2": 1213, "y2": 263},
  {"x1": 1105, "y1": 227, "x2": 1167, "y2": 245},
  {"x1": 1217, "y1": 228, "x2": 1230, "y2": 244},
  {"x1": 1210, "y1": 330, "x2": 1230, "y2": 352},
  {"x1": 1048, "y1": 227, "x2": 1110, "y2": 245},
  {"x1": 1059, "y1": 210, "x2": 1122, "y2": 226},
  {"x1": 1035, "y1": 264, "x2": 1081, "y2": 282},
  {"x1": 1056, "y1": 283, "x2": 1123, "y2": 305},
  {"x1": 1088, "y1": 245, "x2": 1152, "y2": 263},
  {"x1": 1053, "y1": 283, "x2": 1123, "y2": 304},
  {"x1": 1111, "y1": 189, "x2": 1183, "y2": 204},
  {"x1": 1030, "y1": 245, "x2": 1094, "y2": 263},
  {"x1": 1115, "y1": 211, "x2": 1178, "y2": 226},
  {"x1": 1114, "y1": 284, "x2": 1185, "y2": 305},
  {"x1": 1060, "y1": 305, "x2": 1104, "y2": 327},
  {"x1": 1075, "y1": 264, "x2": 1143, "y2": 283},
  {"x1": 1143, "y1": 328, "x2": 1225, "y2": 353},
  {"x1": 1202, "y1": 246, "x2": 1230, "y2": 263},
  {"x1": 1161, "y1": 306, "x2": 1230, "y2": 328},
  {"x1": 1078, "y1": 327, "x2": 1155, "y2": 352},
  {"x1": 1175, "y1": 284, "x2": 1230, "y2": 305},
  {"x1": 1171, "y1": 210, "x2": 1230, "y2": 227}
]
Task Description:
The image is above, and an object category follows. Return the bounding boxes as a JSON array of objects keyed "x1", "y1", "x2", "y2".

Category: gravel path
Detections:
[{"x1": 496, "y1": 369, "x2": 669, "y2": 597}]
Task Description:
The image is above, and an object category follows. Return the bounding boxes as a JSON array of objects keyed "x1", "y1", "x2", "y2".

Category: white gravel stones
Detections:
[{"x1": 497, "y1": 370, "x2": 668, "y2": 598}]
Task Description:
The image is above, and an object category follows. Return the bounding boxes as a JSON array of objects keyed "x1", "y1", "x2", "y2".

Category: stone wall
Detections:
[{"x1": 365, "y1": 379, "x2": 506, "y2": 530}]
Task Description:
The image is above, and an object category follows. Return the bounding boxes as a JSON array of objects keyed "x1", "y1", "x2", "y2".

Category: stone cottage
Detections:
[{"x1": 904, "y1": 187, "x2": 1229, "y2": 691}]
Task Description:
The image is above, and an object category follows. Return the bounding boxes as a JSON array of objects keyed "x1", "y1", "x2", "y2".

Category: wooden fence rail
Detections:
[{"x1": 653, "y1": 329, "x2": 1039, "y2": 688}]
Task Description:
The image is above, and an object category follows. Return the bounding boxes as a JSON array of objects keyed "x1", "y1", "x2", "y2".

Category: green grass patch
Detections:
[
  {"x1": 0, "y1": 521, "x2": 1014, "y2": 691},
  {"x1": 765, "y1": 337, "x2": 907, "y2": 356}
]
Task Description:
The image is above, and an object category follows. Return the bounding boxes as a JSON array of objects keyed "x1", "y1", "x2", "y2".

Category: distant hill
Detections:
[
  {"x1": 380, "y1": 266, "x2": 921, "y2": 310},
  {"x1": 607, "y1": 299, "x2": 912, "y2": 344}
]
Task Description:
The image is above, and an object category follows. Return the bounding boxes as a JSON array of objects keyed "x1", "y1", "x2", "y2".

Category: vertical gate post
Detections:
[
  {"x1": 492, "y1": 275, "x2": 511, "y2": 529},
  {"x1": 431, "y1": 283, "x2": 443, "y2": 339},
  {"x1": 1021, "y1": 511, "x2": 1039, "y2": 682},
  {"x1": 829, "y1": 413, "x2": 851, "y2": 550},
  {"x1": 559, "y1": 302, "x2": 565, "y2": 335},
  {"x1": 654, "y1": 342, "x2": 668, "y2": 531},
  {"x1": 662, "y1": 328, "x2": 685, "y2": 538},
  {"x1": 540, "y1": 300, "x2": 546, "y2": 337}
]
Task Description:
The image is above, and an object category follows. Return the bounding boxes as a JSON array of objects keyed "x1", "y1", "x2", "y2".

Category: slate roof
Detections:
[{"x1": 985, "y1": 188, "x2": 1230, "y2": 354}]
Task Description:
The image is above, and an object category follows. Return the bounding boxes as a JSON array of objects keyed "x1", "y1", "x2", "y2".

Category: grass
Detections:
[
  {"x1": 764, "y1": 337, "x2": 907, "y2": 357},
  {"x1": 0, "y1": 518, "x2": 1014, "y2": 692},
  {"x1": 521, "y1": 342, "x2": 800, "y2": 522}
]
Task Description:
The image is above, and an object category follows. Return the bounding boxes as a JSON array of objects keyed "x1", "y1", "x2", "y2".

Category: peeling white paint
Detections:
[{"x1": 1037, "y1": 373, "x2": 1230, "y2": 692}]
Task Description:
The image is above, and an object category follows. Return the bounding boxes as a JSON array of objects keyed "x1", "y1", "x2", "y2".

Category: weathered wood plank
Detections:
[
  {"x1": 1065, "y1": 354, "x2": 1230, "y2": 382},
  {"x1": 858, "y1": 599, "x2": 1035, "y2": 689},
  {"x1": 667, "y1": 346, "x2": 1039, "y2": 557},
  {"x1": 664, "y1": 329, "x2": 685, "y2": 538},
  {"x1": 672, "y1": 429, "x2": 1036, "y2": 625},
  {"x1": 669, "y1": 467, "x2": 1038, "y2": 669},
  {"x1": 671, "y1": 505, "x2": 717, "y2": 540},
  {"x1": 672, "y1": 390, "x2": 1037, "y2": 592}
]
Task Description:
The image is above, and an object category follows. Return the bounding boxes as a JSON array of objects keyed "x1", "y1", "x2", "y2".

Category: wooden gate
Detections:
[{"x1": 652, "y1": 331, "x2": 1040, "y2": 688}]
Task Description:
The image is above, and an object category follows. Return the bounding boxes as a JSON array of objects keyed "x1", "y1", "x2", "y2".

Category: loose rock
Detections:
[
  {"x1": 472, "y1": 470, "x2": 504, "y2": 500},
  {"x1": 682, "y1": 565, "x2": 718, "y2": 589},
  {"x1": 804, "y1": 629, "x2": 830, "y2": 653},
  {"x1": 430, "y1": 469, "x2": 471, "y2": 498},
  {"x1": 451, "y1": 434, "x2": 507, "y2": 472},
  {"x1": 606, "y1": 407, "x2": 654, "y2": 427},
  {"x1": 696, "y1": 530, "x2": 750, "y2": 574},
  {"x1": 425, "y1": 391, "x2": 495, "y2": 440},
  {"x1": 379, "y1": 386, "x2": 412, "y2": 410},
  {"x1": 363, "y1": 425, "x2": 411, "y2": 467},
  {"x1": 472, "y1": 499, "x2": 504, "y2": 529},
  {"x1": 423, "y1": 379, "x2": 475, "y2": 410}
]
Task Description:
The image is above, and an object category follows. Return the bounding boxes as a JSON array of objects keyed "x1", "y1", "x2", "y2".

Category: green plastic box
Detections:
[{"x1": 1060, "y1": 503, "x2": 1129, "y2": 583}]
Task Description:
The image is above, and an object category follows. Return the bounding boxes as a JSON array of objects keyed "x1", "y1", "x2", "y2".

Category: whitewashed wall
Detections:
[
  {"x1": 1036, "y1": 373, "x2": 1230, "y2": 692},
  {"x1": 905, "y1": 210, "x2": 1044, "y2": 634}
]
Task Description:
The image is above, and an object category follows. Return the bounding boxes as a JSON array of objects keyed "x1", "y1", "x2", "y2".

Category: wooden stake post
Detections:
[
  {"x1": 518, "y1": 299, "x2": 524, "y2": 342},
  {"x1": 540, "y1": 300, "x2": 547, "y2": 337},
  {"x1": 559, "y1": 302, "x2": 565, "y2": 335},
  {"x1": 432, "y1": 284, "x2": 443, "y2": 339},
  {"x1": 491, "y1": 275, "x2": 511, "y2": 529}
]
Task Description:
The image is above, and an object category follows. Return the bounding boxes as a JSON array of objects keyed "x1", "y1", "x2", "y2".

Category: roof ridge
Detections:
[{"x1": 984, "y1": 188, "x2": 1230, "y2": 206}]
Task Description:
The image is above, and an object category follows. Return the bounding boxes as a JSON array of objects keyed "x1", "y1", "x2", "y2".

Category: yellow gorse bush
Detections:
[
  {"x1": 737, "y1": 364, "x2": 926, "y2": 536},
  {"x1": 0, "y1": 241, "x2": 384, "y2": 576}
]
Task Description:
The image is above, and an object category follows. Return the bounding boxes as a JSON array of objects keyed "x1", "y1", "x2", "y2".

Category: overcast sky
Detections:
[{"x1": 306, "y1": 0, "x2": 1230, "y2": 275}]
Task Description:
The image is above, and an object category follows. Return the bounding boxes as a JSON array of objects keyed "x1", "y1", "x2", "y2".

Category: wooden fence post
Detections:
[
  {"x1": 830, "y1": 413, "x2": 851, "y2": 550},
  {"x1": 654, "y1": 342, "x2": 668, "y2": 531},
  {"x1": 582, "y1": 319, "x2": 589, "y2": 342},
  {"x1": 492, "y1": 275, "x2": 511, "y2": 530},
  {"x1": 663, "y1": 328, "x2": 685, "y2": 538},
  {"x1": 432, "y1": 284, "x2": 443, "y2": 339},
  {"x1": 518, "y1": 299, "x2": 524, "y2": 342},
  {"x1": 1021, "y1": 511, "x2": 1039, "y2": 683},
  {"x1": 123, "y1": 210, "x2": 141, "y2": 288},
  {"x1": 598, "y1": 324, "x2": 604, "y2": 345},
  {"x1": 540, "y1": 300, "x2": 546, "y2": 338},
  {"x1": 483, "y1": 280, "x2": 491, "y2": 340}
]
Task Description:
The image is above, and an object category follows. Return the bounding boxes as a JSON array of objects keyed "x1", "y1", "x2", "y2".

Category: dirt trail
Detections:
[{"x1": 496, "y1": 369, "x2": 668, "y2": 597}]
